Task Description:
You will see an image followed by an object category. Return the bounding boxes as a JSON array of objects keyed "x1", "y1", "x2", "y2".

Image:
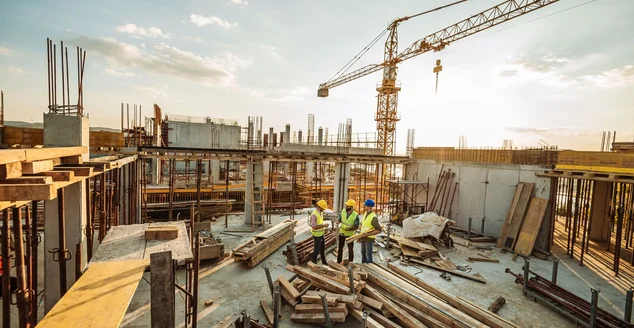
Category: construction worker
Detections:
[
  {"x1": 336, "y1": 199, "x2": 359, "y2": 264},
  {"x1": 309, "y1": 199, "x2": 329, "y2": 265},
  {"x1": 358, "y1": 199, "x2": 382, "y2": 264}
]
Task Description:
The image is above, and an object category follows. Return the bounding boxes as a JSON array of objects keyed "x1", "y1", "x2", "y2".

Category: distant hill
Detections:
[{"x1": 4, "y1": 120, "x2": 121, "y2": 132}]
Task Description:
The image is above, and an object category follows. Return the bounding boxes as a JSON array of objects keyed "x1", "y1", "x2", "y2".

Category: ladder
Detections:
[{"x1": 250, "y1": 157, "x2": 265, "y2": 228}]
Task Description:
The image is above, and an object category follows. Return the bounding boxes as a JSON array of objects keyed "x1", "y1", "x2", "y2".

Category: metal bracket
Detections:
[{"x1": 48, "y1": 248, "x2": 72, "y2": 262}]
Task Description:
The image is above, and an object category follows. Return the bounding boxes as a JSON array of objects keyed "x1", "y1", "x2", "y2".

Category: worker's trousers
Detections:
[
  {"x1": 336, "y1": 234, "x2": 354, "y2": 263},
  {"x1": 360, "y1": 240, "x2": 373, "y2": 263},
  {"x1": 311, "y1": 235, "x2": 327, "y2": 265}
]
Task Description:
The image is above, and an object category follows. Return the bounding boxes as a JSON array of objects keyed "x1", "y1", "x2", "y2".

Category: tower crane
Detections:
[{"x1": 318, "y1": 0, "x2": 561, "y2": 208}]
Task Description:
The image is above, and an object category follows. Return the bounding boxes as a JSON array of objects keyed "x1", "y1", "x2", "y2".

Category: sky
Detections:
[{"x1": 0, "y1": 0, "x2": 633, "y2": 155}]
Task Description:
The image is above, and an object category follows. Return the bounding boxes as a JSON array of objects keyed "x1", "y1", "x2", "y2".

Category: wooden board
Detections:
[
  {"x1": 260, "y1": 300, "x2": 274, "y2": 324},
  {"x1": 349, "y1": 308, "x2": 387, "y2": 328},
  {"x1": 400, "y1": 245, "x2": 420, "y2": 258},
  {"x1": 2, "y1": 176, "x2": 53, "y2": 184},
  {"x1": 514, "y1": 198, "x2": 549, "y2": 256},
  {"x1": 499, "y1": 182, "x2": 534, "y2": 250},
  {"x1": 37, "y1": 259, "x2": 148, "y2": 327},
  {"x1": 497, "y1": 183, "x2": 523, "y2": 248},
  {"x1": 0, "y1": 183, "x2": 56, "y2": 201},
  {"x1": 294, "y1": 303, "x2": 348, "y2": 313},
  {"x1": 410, "y1": 258, "x2": 486, "y2": 283},
  {"x1": 301, "y1": 294, "x2": 338, "y2": 306},
  {"x1": 467, "y1": 257, "x2": 499, "y2": 263},
  {"x1": 290, "y1": 312, "x2": 346, "y2": 323},
  {"x1": 145, "y1": 226, "x2": 179, "y2": 240},
  {"x1": 0, "y1": 162, "x2": 22, "y2": 179}
]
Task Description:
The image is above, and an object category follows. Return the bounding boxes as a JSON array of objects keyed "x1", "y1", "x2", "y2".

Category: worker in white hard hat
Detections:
[
  {"x1": 309, "y1": 199, "x2": 330, "y2": 265},
  {"x1": 336, "y1": 199, "x2": 359, "y2": 264}
]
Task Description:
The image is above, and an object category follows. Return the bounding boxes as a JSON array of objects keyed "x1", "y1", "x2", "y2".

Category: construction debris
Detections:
[
  {"x1": 488, "y1": 296, "x2": 506, "y2": 313},
  {"x1": 282, "y1": 229, "x2": 336, "y2": 265},
  {"x1": 144, "y1": 225, "x2": 179, "y2": 240},
  {"x1": 232, "y1": 219, "x2": 296, "y2": 267}
]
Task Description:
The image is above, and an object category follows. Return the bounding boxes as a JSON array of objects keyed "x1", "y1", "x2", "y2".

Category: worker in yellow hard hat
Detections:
[
  {"x1": 336, "y1": 199, "x2": 359, "y2": 264},
  {"x1": 309, "y1": 199, "x2": 329, "y2": 265}
]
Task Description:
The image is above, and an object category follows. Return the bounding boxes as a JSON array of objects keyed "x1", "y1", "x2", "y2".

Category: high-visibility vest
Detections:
[
  {"x1": 339, "y1": 209, "x2": 358, "y2": 237},
  {"x1": 310, "y1": 210, "x2": 324, "y2": 237},
  {"x1": 361, "y1": 212, "x2": 377, "y2": 239}
]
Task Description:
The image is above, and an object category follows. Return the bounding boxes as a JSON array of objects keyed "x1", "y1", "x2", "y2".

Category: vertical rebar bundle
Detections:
[{"x1": 46, "y1": 38, "x2": 86, "y2": 116}]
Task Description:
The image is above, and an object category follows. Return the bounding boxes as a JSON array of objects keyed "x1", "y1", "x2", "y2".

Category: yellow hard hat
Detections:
[
  {"x1": 345, "y1": 199, "x2": 356, "y2": 207},
  {"x1": 316, "y1": 199, "x2": 328, "y2": 210}
]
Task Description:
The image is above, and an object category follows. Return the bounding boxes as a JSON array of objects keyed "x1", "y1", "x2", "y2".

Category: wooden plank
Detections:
[
  {"x1": 0, "y1": 162, "x2": 22, "y2": 179},
  {"x1": 0, "y1": 184, "x2": 56, "y2": 201},
  {"x1": 150, "y1": 251, "x2": 175, "y2": 328},
  {"x1": 383, "y1": 293, "x2": 447, "y2": 328},
  {"x1": 400, "y1": 245, "x2": 419, "y2": 257},
  {"x1": 145, "y1": 226, "x2": 179, "y2": 240},
  {"x1": 514, "y1": 198, "x2": 549, "y2": 256},
  {"x1": 294, "y1": 303, "x2": 348, "y2": 313},
  {"x1": 467, "y1": 257, "x2": 499, "y2": 263},
  {"x1": 304, "y1": 290, "x2": 357, "y2": 305},
  {"x1": 288, "y1": 265, "x2": 350, "y2": 294},
  {"x1": 290, "y1": 312, "x2": 346, "y2": 323},
  {"x1": 327, "y1": 260, "x2": 365, "y2": 280},
  {"x1": 502, "y1": 182, "x2": 534, "y2": 250},
  {"x1": 1, "y1": 176, "x2": 53, "y2": 184},
  {"x1": 497, "y1": 183, "x2": 523, "y2": 248},
  {"x1": 61, "y1": 155, "x2": 83, "y2": 165},
  {"x1": 368, "y1": 310, "x2": 403, "y2": 328},
  {"x1": 23, "y1": 146, "x2": 87, "y2": 162},
  {"x1": 36, "y1": 259, "x2": 148, "y2": 328},
  {"x1": 277, "y1": 275, "x2": 301, "y2": 299},
  {"x1": 37, "y1": 170, "x2": 74, "y2": 182},
  {"x1": 349, "y1": 308, "x2": 387, "y2": 328},
  {"x1": 457, "y1": 296, "x2": 520, "y2": 328},
  {"x1": 358, "y1": 294, "x2": 383, "y2": 311},
  {"x1": 54, "y1": 166, "x2": 93, "y2": 177},
  {"x1": 21, "y1": 160, "x2": 54, "y2": 175},
  {"x1": 0, "y1": 149, "x2": 27, "y2": 165},
  {"x1": 409, "y1": 258, "x2": 486, "y2": 283},
  {"x1": 301, "y1": 294, "x2": 338, "y2": 306},
  {"x1": 211, "y1": 314, "x2": 239, "y2": 328},
  {"x1": 260, "y1": 300, "x2": 274, "y2": 324},
  {"x1": 362, "y1": 286, "x2": 426, "y2": 328},
  {"x1": 387, "y1": 263, "x2": 513, "y2": 328}
]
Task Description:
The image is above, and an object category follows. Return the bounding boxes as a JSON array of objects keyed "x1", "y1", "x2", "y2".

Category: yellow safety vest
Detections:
[
  {"x1": 310, "y1": 210, "x2": 324, "y2": 237},
  {"x1": 339, "y1": 209, "x2": 358, "y2": 237},
  {"x1": 361, "y1": 212, "x2": 377, "y2": 239}
]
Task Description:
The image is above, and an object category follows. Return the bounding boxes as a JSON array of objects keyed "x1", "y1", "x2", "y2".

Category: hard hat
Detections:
[
  {"x1": 316, "y1": 199, "x2": 328, "y2": 210},
  {"x1": 363, "y1": 199, "x2": 375, "y2": 208},
  {"x1": 345, "y1": 199, "x2": 356, "y2": 207}
]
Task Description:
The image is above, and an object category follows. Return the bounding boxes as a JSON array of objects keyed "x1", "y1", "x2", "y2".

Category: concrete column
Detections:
[
  {"x1": 210, "y1": 160, "x2": 220, "y2": 184},
  {"x1": 306, "y1": 162, "x2": 314, "y2": 182},
  {"x1": 590, "y1": 181, "x2": 611, "y2": 240},
  {"x1": 43, "y1": 114, "x2": 89, "y2": 313},
  {"x1": 244, "y1": 158, "x2": 263, "y2": 225},
  {"x1": 333, "y1": 162, "x2": 351, "y2": 212},
  {"x1": 150, "y1": 159, "x2": 160, "y2": 185}
]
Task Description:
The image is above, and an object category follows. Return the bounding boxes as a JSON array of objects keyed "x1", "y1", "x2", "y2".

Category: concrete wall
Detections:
[
  {"x1": 167, "y1": 121, "x2": 241, "y2": 149},
  {"x1": 280, "y1": 143, "x2": 383, "y2": 156},
  {"x1": 406, "y1": 160, "x2": 552, "y2": 250}
]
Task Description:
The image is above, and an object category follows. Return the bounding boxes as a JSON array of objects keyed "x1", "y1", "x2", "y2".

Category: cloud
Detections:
[
  {"x1": 228, "y1": 0, "x2": 248, "y2": 6},
  {"x1": 8, "y1": 66, "x2": 26, "y2": 74},
  {"x1": 135, "y1": 85, "x2": 175, "y2": 100},
  {"x1": 492, "y1": 57, "x2": 575, "y2": 87},
  {"x1": 70, "y1": 36, "x2": 249, "y2": 87},
  {"x1": 0, "y1": 47, "x2": 11, "y2": 56},
  {"x1": 190, "y1": 14, "x2": 238, "y2": 29},
  {"x1": 116, "y1": 24, "x2": 170, "y2": 39},
  {"x1": 581, "y1": 65, "x2": 634, "y2": 88},
  {"x1": 259, "y1": 44, "x2": 280, "y2": 59},
  {"x1": 543, "y1": 56, "x2": 569, "y2": 63},
  {"x1": 183, "y1": 36, "x2": 203, "y2": 43},
  {"x1": 505, "y1": 126, "x2": 594, "y2": 137},
  {"x1": 104, "y1": 67, "x2": 135, "y2": 77},
  {"x1": 260, "y1": 87, "x2": 308, "y2": 101}
]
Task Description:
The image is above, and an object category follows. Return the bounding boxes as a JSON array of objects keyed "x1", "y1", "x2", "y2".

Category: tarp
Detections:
[{"x1": 402, "y1": 212, "x2": 454, "y2": 239}]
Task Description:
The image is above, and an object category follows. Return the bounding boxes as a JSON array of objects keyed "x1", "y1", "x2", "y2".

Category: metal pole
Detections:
[
  {"x1": 361, "y1": 310, "x2": 369, "y2": 328},
  {"x1": 386, "y1": 223, "x2": 391, "y2": 250},
  {"x1": 192, "y1": 232, "x2": 200, "y2": 328},
  {"x1": 625, "y1": 287, "x2": 633, "y2": 323},
  {"x1": 273, "y1": 285, "x2": 281, "y2": 328},
  {"x1": 348, "y1": 266, "x2": 355, "y2": 295},
  {"x1": 320, "y1": 293, "x2": 333, "y2": 328},
  {"x1": 225, "y1": 160, "x2": 229, "y2": 228},
  {"x1": 13, "y1": 207, "x2": 31, "y2": 328},
  {"x1": 30, "y1": 201, "x2": 38, "y2": 326},
  {"x1": 467, "y1": 217, "x2": 472, "y2": 240},
  {"x1": 589, "y1": 288, "x2": 600, "y2": 328},
  {"x1": 57, "y1": 188, "x2": 68, "y2": 296},
  {"x1": 523, "y1": 257, "x2": 530, "y2": 295},
  {"x1": 552, "y1": 258, "x2": 559, "y2": 285},
  {"x1": 481, "y1": 217, "x2": 486, "y2": 234},
  {"x1": 1, "y1": 209, "x2": 9, "y2": 328},
  {"x1": 263, "y1": 264, "x2": 274, "y2": 298}
]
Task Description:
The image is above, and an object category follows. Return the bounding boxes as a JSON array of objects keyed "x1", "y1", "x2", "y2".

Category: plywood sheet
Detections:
[
  {"x1": 500, "y1": 182, "x2": 533, "y2": 250},
  {"x1": 514, "y1": 198, "x2": 549, "y2": 256},
  {"x1": 497, "y1": 184, "x2": 523, "y2": 248},
  {"x1": 37, "y1": 259, "x2": 148, "y2": 328}
]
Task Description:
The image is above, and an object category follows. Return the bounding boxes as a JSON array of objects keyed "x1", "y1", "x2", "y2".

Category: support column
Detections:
[
  {"x1": 43, "y1": 113, "x2": 89, "y2": 313},
  {"x1": 244, "y1": 158, "x2": 263, "y2": 225},
  {"x1": 306, "y1": 162, "x2": 314, "y2": 183},
  {"x1": 333, "y1": 162, "x2": 351, "y2": 212},
  {"x1": 210, "y1": 160, "x2": 220, "y2": 184},
  {"x1": 150, "y1": 159, "x2": 160, "y2": 185},
  {"x1": 590, "y1": 181, "x2": 610, "y2": 240}
]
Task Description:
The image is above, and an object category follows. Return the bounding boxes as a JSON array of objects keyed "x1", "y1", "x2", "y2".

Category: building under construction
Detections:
[{"x1": 2, "y1": 1, "x2": 634, "y2": 328}]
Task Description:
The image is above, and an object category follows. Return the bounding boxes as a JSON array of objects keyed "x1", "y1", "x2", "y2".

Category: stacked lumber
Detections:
[
  {"x1": 232, "y1": 219, "x2": 296, "y2": 267},
  {"x1": 282, "y1": 229, "x2": 336, "y2": 265},
  {"x1": 498, "y1": 182, "x2": 550, "y2": 257},
  {"x1": 389, "y1": 234, "x2": 486, "y2": 283},
  {"x1": 355, "y1": 262, "x2": 519, "y2": 328}
]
